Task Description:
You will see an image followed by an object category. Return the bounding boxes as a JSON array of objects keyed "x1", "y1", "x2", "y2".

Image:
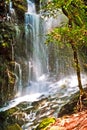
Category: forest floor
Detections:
[{"x1": 46, "y1": 109, "x2": 87, "y2": 130}]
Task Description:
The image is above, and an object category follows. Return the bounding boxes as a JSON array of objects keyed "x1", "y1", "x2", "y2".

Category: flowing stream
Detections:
[{"x1": 0, "y1": 0, "x2": 87, "y2": 130}]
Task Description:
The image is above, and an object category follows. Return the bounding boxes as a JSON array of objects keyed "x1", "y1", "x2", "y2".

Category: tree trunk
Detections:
[{"x1": 71, "y1": 42, "x2": 84, "y2": 94}]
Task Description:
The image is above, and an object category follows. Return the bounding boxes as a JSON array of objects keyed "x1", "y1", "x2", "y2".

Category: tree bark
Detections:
[{"x1": 71, "y1": 42, "x2": 84, "y2": 94}]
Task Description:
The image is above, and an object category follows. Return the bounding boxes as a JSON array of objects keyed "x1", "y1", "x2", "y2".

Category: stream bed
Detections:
[{"x1": 0, "y1": 74, "x2": 87, "y2": 130}]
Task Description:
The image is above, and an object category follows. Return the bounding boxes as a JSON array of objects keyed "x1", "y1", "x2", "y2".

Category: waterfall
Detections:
[
  {"x1": 14, "y1": 62, "x2": 22, "y2": 96},
  {"x1": 8, "y1": 0, "x2": 16, "y2": 22},
  {"x1": 25, "y1": 0, "x2": 48, "y2": 82},
  {"x1": 13, "y1": 0, "x2": 85, "y2": 97},
  {"x1": 9, "y1": 0, "x2": 12, "y2": 12},
  {"x1": 9, "y1": 0, "x2": 14, "y2": 14},
  {"x1": 14, "y1": 0, "x2": 70, "y2": 96},
  {"x1": 27, "y1": 0, "x2": 36, "y2": 13}
]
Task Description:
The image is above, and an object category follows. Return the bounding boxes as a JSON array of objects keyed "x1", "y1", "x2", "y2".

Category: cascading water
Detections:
[
  {"x1": 25, "y1": 0, "x2": 48, "y2": 82},
  {"x1": 0, "y1": 1, "x2": 87, "y2": 130},
  {"x1": 27, "y1": 0, "x2": 36, "y2": 13},
  {"x1": 14, "y1": 0, "x2": 74, "y2": 96},
  {"x1": 9, "y1": 0, "x2": 16, "y2": 22},
  {"x1": 9, "y1": 0, "x2": 12, "y2": 12},
  {"x1": 21, "y1": 0, "x2": 49, "y2": 95},
  {"x1": 14, "y1": 62, "x2": 22, "y2": 94}
]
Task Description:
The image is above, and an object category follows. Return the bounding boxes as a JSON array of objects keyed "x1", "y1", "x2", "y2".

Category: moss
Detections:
[
  {"x1": 35, "y1": 117, "x2": 56, "y2": 130},
  {"x1": 0, "y1": 22, "x2": 16, "y2": 105},
  {"x1": 6, "y1": 107, "x2": 18, "y2": 115},
  {"x1": 6, "y1": 123, "x2": 22, "y2": 130},
  {"x1": 12, "y1": 0, "x2": 27, "y2": 23},
  {"x1": 0, "y1": 107, "x2": 18, "y2": 123},
  {"x1": 14, "y1": 2, "x2": 27, "y2": 12}
]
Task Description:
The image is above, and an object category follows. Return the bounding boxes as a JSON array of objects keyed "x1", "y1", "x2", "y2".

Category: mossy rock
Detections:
[
  {"x1": 0, "y1": 107, "x2": 18, "y2": 122},
  {"x1": 58, "y1": 93, "x2": 79, "y2": 117},
  {"x1": 12, "y1": 0, "x2": 27, "y2": 23},
  {"x1": 58, "y1": 87, "x2": 87, "y2": 117},
  {"x1": 35, "y1": 117, "x2": 56, "y2": 130},
  {"x1": 6, "y1": 123, "x2": 22, "y2": 130}
]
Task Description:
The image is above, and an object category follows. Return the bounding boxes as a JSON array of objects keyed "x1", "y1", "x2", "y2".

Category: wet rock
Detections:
[
  {"x1": 0, "y1": 22, "x2": 16, "y2": 106},
  {"x1": 10, "y1": 111, "x2": 27, "y2": 125},
  {"x1": 58, "y1": 86, "x2": 87, "y2": 117},
  {"x1": 0, "y1": 107, "x2": 18, "y2": 125},
  {"x1": 58, "y1": 94, "x2": 79, "y2": 117},
  {"x1": 6, "y1": 123, "x2": 22, "y2": 130}
]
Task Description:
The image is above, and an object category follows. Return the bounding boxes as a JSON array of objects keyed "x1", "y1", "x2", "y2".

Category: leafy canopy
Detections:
[{"x1": 44, "y1": 0, "x2": 87, "y2": 49}]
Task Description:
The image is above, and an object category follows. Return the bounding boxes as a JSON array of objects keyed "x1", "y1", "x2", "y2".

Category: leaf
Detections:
[{"x1": 2, "y1": 42, "x2": 8, "y2": 48}]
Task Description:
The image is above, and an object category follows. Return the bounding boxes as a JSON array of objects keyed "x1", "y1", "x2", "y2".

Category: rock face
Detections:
[
  {"x1": 0, "y1": 22, "x2": 16, "y2": 106},
  {"x1": 0, "y1": 0, "x2": 28, "y2": 106},
  {"x1": 0, "y1": 0, "x2": 23, "y2": 105},
  {"x1": 12, "y1": 0, "x2": 27, "y2": 23},
  {"x1": 0, "y1": 0, "x2": 7, "y2": 21}
]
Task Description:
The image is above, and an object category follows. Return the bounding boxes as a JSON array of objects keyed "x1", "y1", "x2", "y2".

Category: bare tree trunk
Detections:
[{"x1": 71, "y1": 42, "x2": 84, "y2": 94}]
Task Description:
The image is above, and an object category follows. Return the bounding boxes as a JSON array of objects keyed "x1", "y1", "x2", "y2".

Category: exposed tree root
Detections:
[{"x1": 77, "y1": 90, "x2": 87, "y2": 111}]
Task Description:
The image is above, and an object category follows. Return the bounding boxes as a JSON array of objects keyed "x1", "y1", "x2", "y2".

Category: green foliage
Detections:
[
  {"x1": 13, "y1": 2, "x2": 27, "y2": 12},
  {"x1": 44, "y1": 0, "x2": 87, "y2": 49},
  {"x1": 2, "y1": 42, "x2": 9, "y2": 48},
  {"x1": 5, "y1": 0, "x2": 10, "y2": 4},
  {"x1": 43, "y1": 0, "x2": 87, "y2": 27},
  {"x1": 0, "y1": 23, "x2": 16, "y2": 48},
  {"x1": 46, "y1": 25, "x2": 87, "y2": 52}
]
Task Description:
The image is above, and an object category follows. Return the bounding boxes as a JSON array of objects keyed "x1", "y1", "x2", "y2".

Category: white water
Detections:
[
  {"x1": 27, "y1": 0, "x2": 36, "y2": 13},
  {"x1": 9, "y1": 0, "x2": 15, "y2": 16},
  {"x1": 25, "y1": 0, "x2": 48, "y2": 83},
  {"x1": 0, "y1": 93, "x2": 42, "y2": 112},
  {"x1": 14, "y1": 62, "x2": 22, "y2": 96},
  {"x1": 0, "y1": 73, "x2": 87, "y2": 112}
]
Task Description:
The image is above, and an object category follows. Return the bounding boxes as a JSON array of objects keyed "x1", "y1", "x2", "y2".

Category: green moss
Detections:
[
  {"x1": 0, "y1": 22, "x2": 16, "y2": 105},
  {"x1": 6, "y1": 123, "x2": 22, "y2": 130},
  {"x1": 0, "y1": 107, "x2": 18, "y2": 121},
  {"x1": 14, "y1": 3, "x2": 27, "y2": 12},
  {"x1": 35, "y1": 117, "x2": 56, "y2": 130},
  {"x1": 6, "y1": 107, "x2": 18, "y2": 115}
]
